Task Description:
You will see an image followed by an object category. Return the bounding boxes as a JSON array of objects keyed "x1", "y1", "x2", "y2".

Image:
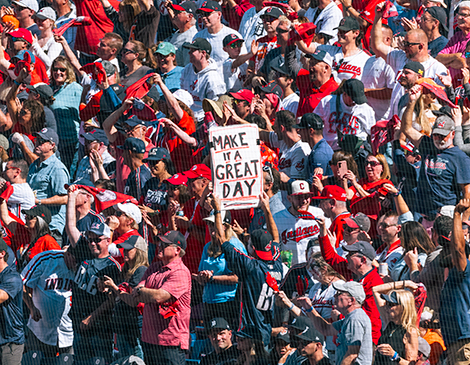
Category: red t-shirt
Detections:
[
  {"x1": 296, "y1": 72, "x2": 339, "y2": 118},
  {"x1": 74, "y1": 0, "x2": 119, "y2": 55},
  {"x1": 329, "y1": 211, "x2": 351, "y2": 248},
  {"x1": 160, "y1": 111, "x2": 196, "y2": 173},
  {"x1": 28, "y1": 234, "x2": 61, "y2": 261}
]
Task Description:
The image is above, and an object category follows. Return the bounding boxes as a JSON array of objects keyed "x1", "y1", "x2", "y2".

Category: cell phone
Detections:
[{"x1": 337, "y1": 160, "x2": 348, "y2": 179}]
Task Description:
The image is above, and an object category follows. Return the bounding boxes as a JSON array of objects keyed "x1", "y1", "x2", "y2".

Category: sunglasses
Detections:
[
  {"x1": 378, "y1": 222, "x2": 397, "y2": 229},
  {"x1": 36, "y1": 137, "x2": 50, "y2": 145},
  {"x1": 365, "y1": 160, "x2": 381, "y2": 167},
  {"x1": 385, "y1": 301, "x2": 398, "y2": 307},
  {"x1": 262, "y1": 16, "x2": 277, "y2": 23},
  {"x1": 115, "y1": 211, "x2": 124, "y2": 217},
  {"x1": 88, "y1": 235, "x2": 106, "y2": 244},
  {"x1": 121, "y1": 48, "x2": 136, "y2": 55},
  {"x1": 403, "y1": 41, "x2": 421, "y2": 48},
  {"x1": 25, "y1": 215, "x2": 35, "y2": 221},
  {"x1": 52, "y1": 67, "x2": 67, "y2": 72},
  {"x1": 344, "y1": 226, "x2": 359, "y2": 233},
  {"x1": 276, "y1": 27, "x2": 289, "y2": 34},
  {"x1": 263, "y1": 165, "x2": 274, "y2": 182},
  {"x1": 229, "y1": 42, "x2": 243, "y2": 49},
  {"x1": 10, "y1": 37, "x2": 25, "y2": 43},
  {"x1": 19, "y1": 109, "x2": 29, "y2": 116}
]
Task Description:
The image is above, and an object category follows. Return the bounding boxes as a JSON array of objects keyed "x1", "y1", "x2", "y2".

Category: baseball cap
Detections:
[
  {"x1": 432, "y1": 115, "x2": 455, "y2": 136},
  {"x1": 403, "y1": 61, "x2": 424, "y2": 77},
  {"x1": 158, "y1": 230, "x2": 187, "y2": 250},
  {"x1": 114, "y1": 203, "x2": 142, "y2": 224},
  {"x1": 87, "y1": 222, "x2": 112, "y2": 238},
  {"x1": 34, "y1": 6, "x2": 56, "y2": 21},
  {"x1": 81, "y1": 128, "x2": 109, "y2": 146},
  {"x1": 197, "y1": 0, "x2": 221, "y2": 13},
  {"x1": 343, "y1": 213, "x2": 371, "y2": 232},
  {"x1": 0, "y1": 135, "x2": 8, "y2": 151},
  {"x1": 223, "y1": 33, "x2": 243, "y2": 47},
  {"x1": 296, "y1": 113, "x2": 324, "y2": 130},
  {"x1": 260, "y1": 81, "x2": 284, "y2": 99},
  {"x1": 8, "y1": 28, "x2": 33, "y2": 45},
  {"x1": 294, "y1": 323, "x2": 324, "y2": 344},
  {"x1": 289, "y1": 316, "x2": 311, "y2": 331},
  {"x1": 380, "y1": 290, "x2": 399, "y2": 305},
  {"x1": 426, "y1": 7, "x2": 448, "y2": 32},
  {"x1": 171, "y1": 1, "x2": 197, "y2": 14},
  {"x1": 208, "y1": 317, "x2": 231, "y2": 331},
  {"x1": 184, "y1": 164, "x2": 212, "y2": 180},
  {"x1": 167, "y1": 173, "x2": 188, "y2": 186},
  {"x1": 418, "y1": 337, "x2": 431, "y2": 358},
  {"x1": 117, "y1": 235, "x2": 148, "y2": 253},
  {"x1": 335, "y1": 16, "x2": 360, "y2": 31},
  {"x1": 260, "y1": 6, "x2": 284, "y2": 19},
  {"x1": 143, "y1": 147, "x2": 170, "y2": 163},
  {"x1": 173, "y1": 89, "x2": 194, "y2": 108},
  {"x1": 332, "y1": 280, "x2": 366, "y2": 304},
  {"x1": 183, "y1": 38, "x2": 212, "y2": 55},
  {"x1": 432, "y1": 105, "x2": 452, "y2": 119},
  {"x1": 12, "y1": 0, "x2": 38, "y2": 12},
  {"x1": 251, "y1": 229, "x2": 274, "y2": 261},
  {"x1": 342, "y1": 240, "x2": 376, "y2": 261},
  {"x1": 36, "y1": 127, "x2": 59, "y2": 145},
  {"x1": 288, "y1": 180, "x2": 314, "y2": 196},
  {"x1": 124, "y1": 115, "x2": 148, "y2": 128},
  {"x1": 100, "y1": 60, "x2": 116, "y2": 77},
  {"x1": 275, "y1": 329, "x2": 290, "y2": 344},
  {"x1": 203, "y1": 209, "x2": 231, "y2": 224},
  {"x1": 236, "y1": 325, "x2": 263, "y2": 341},
  {"x1": 26, "y1": 83, "x2": 53, "y2": 100},
  {"x1": 154, "y1": 42, "x2": 176, "y2": 56},
  {"x1": 306, "y1": 49, "x2": 333, "y2": 67},
  {"x1": 0, "y1": 237, "x2": 8, "y2": 253},
  {"x1": 341, "y1": 79, "x2": 367, "y2": 105},
  {"x1": 271, "y1": 63, "x2": 291, "y2": 78},
  {"x1": 230, "y1": 89, "x2": 254, "y2": 103},
  {"x1": 13, "y1": 49, "x2": 35, "y2": 63},
  {"x1": 117, "y1": 137, "x2": 146, "y2": 154},
  {"x1": 311, "y1": 185, "x2": 347, "y2": 202},
  {"x1": 22, "y1": 205, "x2": 52, "y2": 224}
]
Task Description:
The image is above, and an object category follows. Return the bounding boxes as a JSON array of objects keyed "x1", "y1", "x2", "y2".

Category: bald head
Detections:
[{"x1": 408, "y1": 29, "x2": 429, "y2": 45}]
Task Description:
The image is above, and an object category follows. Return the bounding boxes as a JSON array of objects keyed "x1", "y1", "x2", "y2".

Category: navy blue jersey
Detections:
[
  {"x1": 124, "y1": 164, "x2": 152, "y2": 200},
  {"x1": 0, "y1": 265, "x2": 24, "y2": 345},
  {"x1": 64, "y1": 210, "x2": 104, "y2": 248},
  {"x1": 71, "y1": 255, "x2": 121, "y2": 334},
  {"x1": 222, "y1": 241, "x2": 283, "y2": 346}
]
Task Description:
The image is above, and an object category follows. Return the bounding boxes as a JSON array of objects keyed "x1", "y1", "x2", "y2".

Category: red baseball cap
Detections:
[
  {"x1": 184, "y1": 164, "x2": 212, "y2": 180},
  {"x1": 167, "y1": 173, "x2": 188, "y2": 186},
  {"x1": 8, "y1": 28, "x2": 33, "y2": 45},
  {"x1": 230, "y1": 89, "x2": 254, "y2": 103},
  {"x1": 311, "y1": 185, "x2": 347, "y2": 202}
]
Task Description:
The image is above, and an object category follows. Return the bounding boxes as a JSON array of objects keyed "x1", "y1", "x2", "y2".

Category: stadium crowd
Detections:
[{"x1": 0, "y1": 0, "x2": 470, "y2": 364}]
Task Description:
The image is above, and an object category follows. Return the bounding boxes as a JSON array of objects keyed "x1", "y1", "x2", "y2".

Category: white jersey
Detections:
[
  {"x1": 268, "y1": 132, "x2": 311, "y2": 179},
  {"x1": 375, "y1": 245, "x2": 404, "y2": 273},
  {"x1": 361, "y1": 56, "x2": 396, "y2": 121},
  {"x1": 314, "y1": 94, "x2": 376, "y2": 150},
  {"x1": 238, "y1": 7, "x2": 267, "y2": 49},
  {"x1": 8, "y1": 183, "x2": 35, "y2": 222},
  {"x1": 165, "y1": 25, "x2": 198, "y2": 67},
  {"x1": 308, "y1": 281, "x2": 338, "y2": 352},
  {"x1": 280, "y1": 93, "x2": 300, "y2": 115},
  {"x1": 193, "y1": 25, "x2": 247, "y2": 64},
  {"x1": 21, "y1": 250, "x2": 74, "y2": 348},
  {"x1": 274, "y1": 206, "x2": 328, "y2": 266},
  {"x1": 306, "y1": 2, "x2": 343, "y2": 45},
  {"x1": 318, "y1": 45, "x2": 371, "y2": 82},
  {"x1": 222, "y1": 58, "x2": 248, "y2": 92},
  {"x1": 180, "y1": 59, "x2": 227, "y2": 122}
]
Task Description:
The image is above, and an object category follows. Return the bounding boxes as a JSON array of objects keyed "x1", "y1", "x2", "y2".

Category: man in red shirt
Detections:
[
  {"x1": 295, "y1": 49, "x2": 339, "y2": 118},
  {"x1": 135, "y1": 231, "x2": 191, "y2": 365},
  {"x1": 313, "y1": 185, "x2": 350, "y2": 248}
]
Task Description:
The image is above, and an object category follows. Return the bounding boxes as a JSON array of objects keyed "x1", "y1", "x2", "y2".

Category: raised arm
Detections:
[
  {"x1": 152, "y1": 74, "x2": 184, "y2": 121},
  {"x1": 102, "y1": 98, "x2": 134, "y2": 144},
  {"x1": 259, "y1": 191, "x2": 279, "y2": 242},
  {"x1": 65, "y1": 185, "x2": 82, "y2": 247},
  {"x1": 452, "y1": 199, "x2": 470, "y2": 272},
  {"x1": 54, "y1": 35, "x2": 84, "y2": 77},
  {"x1": 370, "y1": 4, "x2": 391, "y2": 61},
  {"x1": 400, "y1": 86, "x2": 424, "y2": 147}
]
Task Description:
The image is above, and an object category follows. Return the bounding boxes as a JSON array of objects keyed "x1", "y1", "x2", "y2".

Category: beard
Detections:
[{"x1": 433, "y1": 136, "x2": 453, "y2": 150}]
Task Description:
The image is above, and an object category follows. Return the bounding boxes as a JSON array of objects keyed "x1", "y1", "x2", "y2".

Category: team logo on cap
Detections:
[
  {"x1": 299, "y1": 326, "x2": 309, "y2": 335},
  {"x1": 292, "y1": 318, "x2": 297, "y2": 324},
  {"x1": 280, "y1": 329, "x2": 288, "y2": 335},
  {"x1": 266, "y1": 7, "x2": 273, "y2": 12},
  {"x1": 418, "y1": 69, "x2": 424, "y2": 75},
  {"x1": 211, "y1": 320, "x2": 216, "y2": 327},
  {"x1": 40, "y1": 128, "x2": 47, "y2": 133},
  {"x1": 437, "y1": 120, "x2": 446, "y2": 128},
  {"x1": 339, "y1": 18, "x2": 346, "y2": 26},
  {"x1": 174, "y1": 174, "x2": 180, "y2": 178}
]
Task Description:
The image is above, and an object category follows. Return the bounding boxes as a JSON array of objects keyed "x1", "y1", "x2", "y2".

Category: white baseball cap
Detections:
[
  {"x1": 34, "y1": 7, "x2": 57, "y2": 21},
  {"x1": 114, "y1": 203, "x2": 142, "y2": 224},
  {"x1": 289, "y1": 180, "x2": 314, "y2": 196},
  {"x1": 12, "y1": 0, "x2": 39, "y2": 12}
]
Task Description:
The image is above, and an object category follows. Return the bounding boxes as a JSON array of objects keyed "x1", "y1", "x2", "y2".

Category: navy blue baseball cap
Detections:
[
  {"x1": 36, "y1": 127, "x2": 59, "y2": 145},
  {"x1": 117, "y1": 137, "x2": 146, "y2": 154},
  {"x1": 236, "y1": 325, "x2": 263, "y2": 341},
  {"x1": 143, "y1": 147, "x2": 170, "y2": 163},
  {"x1": 81, "y1": 128, "x2": 109, "y2": 146},
  {"x1": 124, "y1": 115, "x2": 148, "y2": 128}
]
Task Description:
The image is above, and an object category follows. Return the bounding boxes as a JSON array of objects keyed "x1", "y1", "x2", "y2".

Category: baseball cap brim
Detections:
[
  {"x1": 305, "y1": 53, "x2": 329, "y2": 65},
  {"x1": 167, "y1": 173, "x2": 188, "y2": 185},
  {"x1": 289, "y1": 191, "x2": 315, "y2": 196},
  {"x1": 116, "y1": 241, "x2": 135, "y2": 250},
  {"x1": 183, "y1": 42, "x2": 201, "y2": 50},
  {"x1": 380, "y1": 293, "x2": 399, "y2": 304},
  {"x1": 432, "y1": 128, "x2": 452, "y2": 136},
  {"x1": 225, "y1": 38, "x2": 243, "y2": 47},
  {"x1": 352, "y1": 95, "x2": 368, "y2": 105},
  {"x1": 255, "y1": 249, "x2": 274, "y2": 261},
  {"x1": 171, "y1": 3, "x2": 185, "y2": 11},
  {"x1": 343, "y1": 217, "x2": 360, "y2": 229}
]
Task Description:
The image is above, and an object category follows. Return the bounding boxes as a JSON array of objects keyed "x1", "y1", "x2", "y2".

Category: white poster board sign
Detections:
[{"x1": 210, "y1": 124, "x2": 262, "y2": 210}]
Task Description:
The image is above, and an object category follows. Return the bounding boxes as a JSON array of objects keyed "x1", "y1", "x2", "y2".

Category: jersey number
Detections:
[{"x1": 256, "y1": 283, "x2": 274, "y2": 311}]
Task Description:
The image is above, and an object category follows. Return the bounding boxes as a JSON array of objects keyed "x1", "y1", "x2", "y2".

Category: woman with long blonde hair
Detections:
[{"x1": 373, "y1": 281, "x2": 420, "y2": 364}]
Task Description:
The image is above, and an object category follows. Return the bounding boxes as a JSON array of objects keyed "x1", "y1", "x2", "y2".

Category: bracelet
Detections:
[
  {"x1": 402, "y1": 280, "x2": 405, "y2": 289},
  {"x1": 306, "y1": 306, "x2": 314, "y2": 313},
  {"x1": 37, "y1": 200, "x2": 42, "y2": 205},
  {"x1": 392, "y1": 190, "x2": 402, "y2": 197},
  {"x1": 288, "y1": 302, "x2": 295, "y2": 311},
  {"x1": 214, "y1": 210, "x2": 221, "y2": 215},
  {"x1": 209, "y1": 275, "x2": 215, "y2": 283},
  {"x1": 345, "y1": 5, "x2": 351, "y2": 10},
  {"x1": 391, "y1": 352, "x2": 398, "y2": 361},
  {"x1": 13, "y1": 79, "x2": 21, "y2": 86}
]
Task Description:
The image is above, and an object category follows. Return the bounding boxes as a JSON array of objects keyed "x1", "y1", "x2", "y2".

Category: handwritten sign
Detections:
[{"x1": 210, "y1": 124, "x2": 262, "y2": 210}]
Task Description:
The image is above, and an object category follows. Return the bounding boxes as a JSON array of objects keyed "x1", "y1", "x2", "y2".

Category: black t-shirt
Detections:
[
  {"x1": 71, "y1": 255, "x2": 122, "y2": 334},
  {"x1": 142, "y1": 177, "x2": 169, "y2": 212},
  {"x1": 200, "y1": 344, "x2": 239, "y2": 365},
  {"x1": 416, "y1": 136, "x2": 470, "y2": 215}
]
